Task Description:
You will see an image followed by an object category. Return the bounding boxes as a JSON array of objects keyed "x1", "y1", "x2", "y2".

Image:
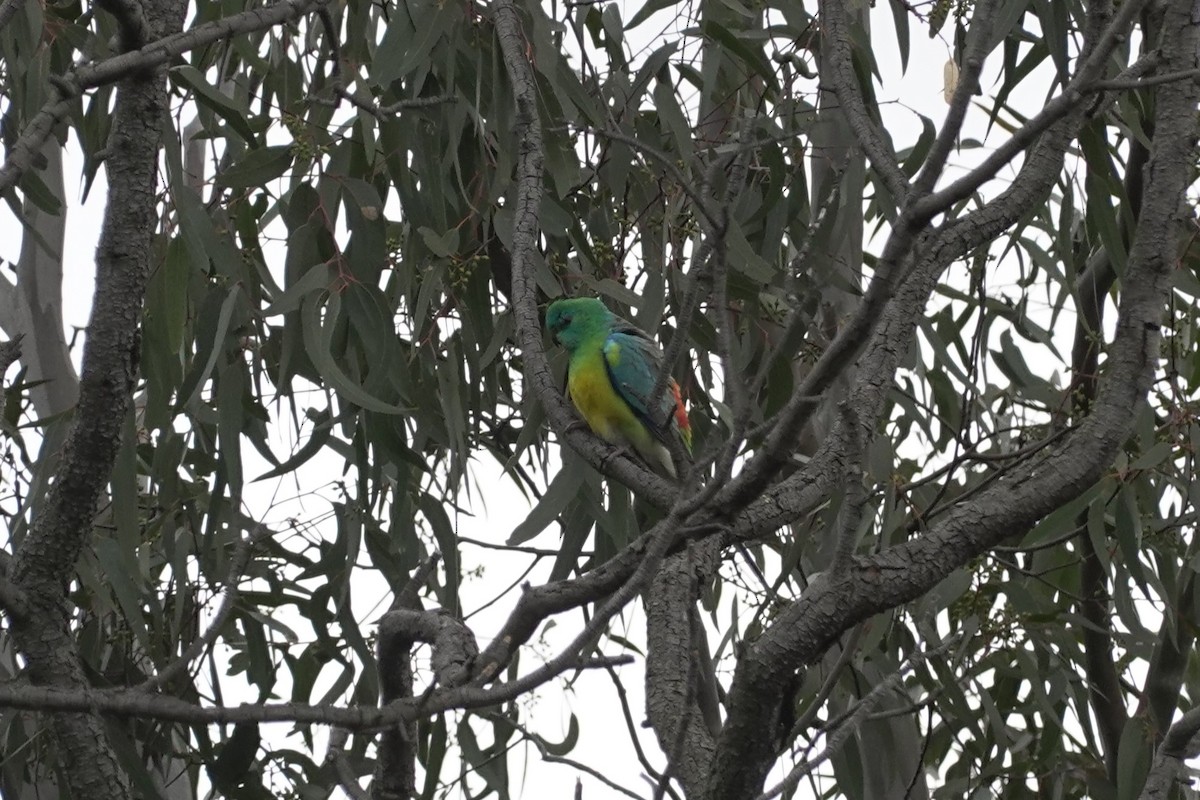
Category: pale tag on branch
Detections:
[{"x1": 943, "y1": 59, "x2": 959, "y2": 104}]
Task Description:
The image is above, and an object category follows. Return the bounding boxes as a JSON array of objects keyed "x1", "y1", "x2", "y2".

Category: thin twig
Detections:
[
  {"x1": 458, "y1": 535, "x2": 581, "y2": 558},
  {"x1": 602, "y1": 660, "x2": 681, "y2": 800},
  {"x1": 756, "y1": 637, "x2": 960, "y2": 800},
  {"x1": 1090, "y1": 67, "x2": 1199, "y2": 91},
  {"x1": 492, "y1": 712, "x2": 646, "y2": 800},
  {"x1": 137, "y1": 524, "x2": 273, "y2": 692},
  {"x1": 787, "y1": 624, "x2": 864, "y2": 739}
]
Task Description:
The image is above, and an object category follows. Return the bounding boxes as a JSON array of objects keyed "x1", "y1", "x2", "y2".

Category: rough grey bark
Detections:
[
  {"x1": 1140, "y1": 706, "x2": 1200, "y2": 800},
  {"x1": 644, "y1": 541, "x2": 720, "y2": 798},
  {"x1": 6, "y1": 0, "x2": 186, "y2": 796}
]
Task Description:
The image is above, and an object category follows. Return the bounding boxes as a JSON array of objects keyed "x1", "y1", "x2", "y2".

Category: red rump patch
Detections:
[{"x1": 669, "y1": 380, "x2": 692, "y2": 452}]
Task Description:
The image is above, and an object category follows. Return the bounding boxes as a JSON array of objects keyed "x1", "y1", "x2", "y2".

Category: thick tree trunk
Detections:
[{"x1": 7, "y1": 1, "x2": 187, "y2": 796}]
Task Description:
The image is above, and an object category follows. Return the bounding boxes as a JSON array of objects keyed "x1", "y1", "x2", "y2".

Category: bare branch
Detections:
[
  {"x1": 602, "y1": 661, "x2": 680, "y2": 800},
  {"x1": 379, "y1": 609, "x2": 479, "y2": 689},
  {"x1": 0, "y1": 649, "x2": 636, "y2": 731},
  {"x1": 315, "y1": 88, "x2": 458, "y2": 119},
  {"x1": 470, "y1": 536, "x2": 648, "y2": 684},
  {"x1": 1091, "y1": 66, "x2": 1200, "y2": 91}
]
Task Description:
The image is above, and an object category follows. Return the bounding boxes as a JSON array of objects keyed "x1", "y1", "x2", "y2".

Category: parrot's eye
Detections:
[{"x1": 550, "y1": 315, "x2": 571, "y2": 332}]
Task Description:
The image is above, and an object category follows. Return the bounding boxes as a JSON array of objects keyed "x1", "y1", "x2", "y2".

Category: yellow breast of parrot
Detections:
[{"x1": 566, "y1": 350, "x2": 640, "y2": 446}]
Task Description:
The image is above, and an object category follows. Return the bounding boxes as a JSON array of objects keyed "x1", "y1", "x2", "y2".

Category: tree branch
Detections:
[
  {"x1": 96, "y1": 0, "x2": 150, "y2": 48},
  {"x1": 494, "y1": 0, "x2": 678, "y2": 508},
  {"x1": 1140, "y1": 706, "x2": 1200, "y2": 800},
  {"x1": 830, "y1": 404, "x2": 867, "y2": 573},
  {"x1": 371, "y1": 554, "x2": 442, "y2": 797},
  {"x1": 910, "y1": 0, "x2": 995, "y2": 198},
  {"x1": 817, "y1": 0, "x2": 910, "y2": 204},
  {"x1": 646, "y1": 542, "x2": 721, "y2": 798}
]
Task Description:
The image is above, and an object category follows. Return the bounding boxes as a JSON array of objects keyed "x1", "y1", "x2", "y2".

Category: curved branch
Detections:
[
  {"x1": 470, "y1": 537, "x2": 648, "y2": 683},
  {"x1": 494, "y1": 0, "x2": 678, "y2": 507},
  {"x1": 371, "y1": 554, "x2": 442, "y2": 797}
]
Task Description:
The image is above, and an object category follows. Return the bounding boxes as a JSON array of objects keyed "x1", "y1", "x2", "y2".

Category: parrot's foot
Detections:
[
  {"x1": 598, "y1": 444, "x2": 636, "y2": 472},
  {"x1": 564, "y1": 419, "x2": 590, "y2": 435}
]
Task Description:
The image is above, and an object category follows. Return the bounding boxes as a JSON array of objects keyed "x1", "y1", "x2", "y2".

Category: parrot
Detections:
[{"x1": 545, "y1": 297, "x2": 692, "y2": 478}]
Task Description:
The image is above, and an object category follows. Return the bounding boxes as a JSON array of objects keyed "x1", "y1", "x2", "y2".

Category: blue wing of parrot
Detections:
[{"x1": 602, "y1": 321, "x2": 676, "y2": 444}]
